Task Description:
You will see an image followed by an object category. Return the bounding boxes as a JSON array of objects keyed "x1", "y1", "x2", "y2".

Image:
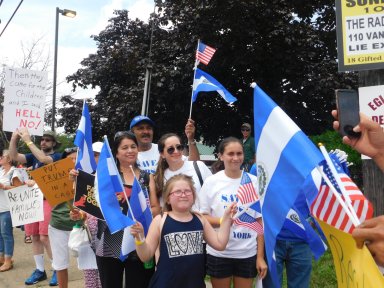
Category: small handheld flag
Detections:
[
  {"x1": 74, "y1": 101, "x2": 97, "y2": 173},
  {"x1": 192, "y1": 68, "x2": 237, "y2": 104},
  {"x1": 196, "y1": 42, "x2": 216, "y2": 65}
]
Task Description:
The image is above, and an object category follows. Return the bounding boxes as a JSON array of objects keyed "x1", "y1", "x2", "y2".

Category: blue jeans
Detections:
[
  {"x1": 0, "y1": 211, "x2": 14, "y2": 257},
  {"x1": 263, "y1": 240, "x2": 312, "y2": 288}
]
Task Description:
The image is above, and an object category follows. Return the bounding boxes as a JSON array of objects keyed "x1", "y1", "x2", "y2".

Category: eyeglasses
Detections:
[
  {"x1": 241, "y1": 128, "x2": 250, "y2": 132},
  {"x1": 114, "y1": 131, "x2": 136, "y2": 141},
  {"x1": 65, "y1": 147, "x2": 78, "y2": 153},
  {"x1": 170, "y1": 189, "x2": 193, "y2": 197},
  {"x1": 41, "y1": 137, "x2": 53, "y2": 142},
  {"x1": 166, "y1": 144, "x2": 184, "y2": 155}
]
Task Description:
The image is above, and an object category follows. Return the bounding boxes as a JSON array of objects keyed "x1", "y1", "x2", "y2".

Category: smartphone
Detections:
[{"x1": 335, "y1": 89, "x2": 361, "y2": 138}]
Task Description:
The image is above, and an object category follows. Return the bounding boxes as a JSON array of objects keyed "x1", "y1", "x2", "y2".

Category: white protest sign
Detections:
[
  {"x1": 359, "y1": 85, "x2": 384, "y2": 125},
  {"x1": 6, "y1": 184, "x2": 44, "y2": 227},
  {"x1": 358, "y1": 85, "x2": 384, "y2": 159},
  {"x1": 2, "y1": 67, "x2": 47, "y2": 136}
]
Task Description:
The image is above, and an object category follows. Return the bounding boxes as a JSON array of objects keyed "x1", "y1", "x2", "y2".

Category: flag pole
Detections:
[
  {"x1": 189, "y1": 39, "x2": 200, "y2": 119},
  {"x1": 315, "y1": 166, "x2": 360, "y2": 227},
  {"x1": 318, "y1": 144, "x2": 360, "y2": 224},
  {"x1": 129, "y1": 165, "x2": 146, "y2": 241}
]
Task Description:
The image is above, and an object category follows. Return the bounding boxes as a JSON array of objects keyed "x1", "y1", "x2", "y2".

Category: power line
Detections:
[{"x1": 0, "y1": 0, "x2": 24, "y2": 38}]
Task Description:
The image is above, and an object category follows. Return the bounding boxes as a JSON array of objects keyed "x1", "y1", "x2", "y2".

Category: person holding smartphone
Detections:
[{"x1": 332, "y1": 110, "x2": 384, "y2": 266}]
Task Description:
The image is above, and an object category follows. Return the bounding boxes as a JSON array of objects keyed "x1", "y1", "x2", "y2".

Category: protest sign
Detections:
[
  {"x1": 317, "y1": 218, "x2": 384, "y2": 287},
  {"x1": 336, "y1": 0, "x2": 384, "y2": 71},
  {"x1": 6, "y1": 184, "x2": 44, "y2": 227},
  {"x1": 74, "y1": 170, "x2": 103, "y2": 219},
  {"x1": 29, "y1": 158, "x2": 75, "y2": 207},
  {"x1": 2, "y1": 67, "x2": 47, "y2": 135}
]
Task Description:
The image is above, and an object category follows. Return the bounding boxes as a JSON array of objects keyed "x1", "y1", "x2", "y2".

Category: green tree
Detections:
[{"x1": 60, "y1": 2, "x2": 358, "y2": 147}]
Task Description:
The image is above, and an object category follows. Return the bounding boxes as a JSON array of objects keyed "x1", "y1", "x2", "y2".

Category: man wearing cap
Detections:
[
  {"x1": 9, "y1": 127, "x2": 62, "y2": 286},
  {"x1": 130, "y1": 116, "x2": 200, "y2": 174},
  {"x1": 241, "y1": 122, "x2": 255, "y2": 172}
]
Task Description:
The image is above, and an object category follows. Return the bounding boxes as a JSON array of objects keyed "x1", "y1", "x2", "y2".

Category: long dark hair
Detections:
[
  {"x1": 154, "y1": 133, "x2": 181, "y2": 197},
  {"x1": 214, "y1": 137, "x2": 243, "y2": 171},
  {"x1": 112, "y1": 131, "x2": 139, "y2": 171}
]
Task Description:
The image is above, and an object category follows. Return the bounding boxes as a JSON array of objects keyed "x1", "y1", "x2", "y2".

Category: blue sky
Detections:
[{"x1": 0, "y1": 0, "x2": 153, "y2": 100}]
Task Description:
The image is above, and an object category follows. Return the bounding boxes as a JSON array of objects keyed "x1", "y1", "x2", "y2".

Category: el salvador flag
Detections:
[
  {"x1": 94, "y1": 136, "x2": 134, "y2": 234},
  {"x1": 253, "y1": 84, "x2": 324, "y2": 287},
  {"x1": 74, "y1": 102, "x2": 97, "y2": 173},
  {"x1": 121, "y1": 177, "x2": 153, "y2": 259},
  {"x1": 192, "y1": 68, "x2": 237, "y2": 103}
]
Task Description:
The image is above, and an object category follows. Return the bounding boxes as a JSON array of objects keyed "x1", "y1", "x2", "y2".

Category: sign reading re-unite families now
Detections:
[
  {"x1": 6, "y1": 184, "x2": 44, "y2": 227},
  {"x1": 2, "y1": 67, "x2": 47, "y2": 136},
  {"x1": 336, "y1": 0, "x2": 384, "y2": 71}
]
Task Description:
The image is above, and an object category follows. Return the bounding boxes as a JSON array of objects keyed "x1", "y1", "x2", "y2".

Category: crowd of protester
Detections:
[{"x1": 0, "y1": 110, "x2": 383, "y2": 288}]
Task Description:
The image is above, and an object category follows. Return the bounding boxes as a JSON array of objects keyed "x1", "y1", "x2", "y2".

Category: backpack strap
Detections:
[{"x1": 193, "y1": 161, "x2": 204, "y2": 187}]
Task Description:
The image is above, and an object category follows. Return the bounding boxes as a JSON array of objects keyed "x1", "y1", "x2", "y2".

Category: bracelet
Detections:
[
  {"x1": 26, "y1": 141, "x2": 33, "y2": 147},
  {"x1": 188, "y1": 140, "x2": 196, "y2": 145},
  {"x1": 135, "y1": 238, "x2": 145, "y2": 246}
]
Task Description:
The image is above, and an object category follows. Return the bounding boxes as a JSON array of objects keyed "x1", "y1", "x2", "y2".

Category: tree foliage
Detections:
[{"x1": 60, "y1": 1, "x2": 358, "y2": 147}]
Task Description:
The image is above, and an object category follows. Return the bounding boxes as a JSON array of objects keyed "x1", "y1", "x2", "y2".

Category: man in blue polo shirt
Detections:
[{"x1": 9, "y1": 128, "x2": 62, "y2": 286}]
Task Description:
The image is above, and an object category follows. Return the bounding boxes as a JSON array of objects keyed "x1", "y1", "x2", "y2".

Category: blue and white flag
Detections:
[
  {"x1": 121, "y1": 177, "x2": 153, "y2": 259},
  {"x1": 253, "y1": 84, "x2": 324, "y2": 287},
  {"x1": 74, "y1": 102, "x2": 97, "y2": 173},
  {"x1": 192, "y1": 68, "x2": 237, "y2": 103},
  {"x1": 94, "y1": 137, "x2": 134, "y2": 234}
]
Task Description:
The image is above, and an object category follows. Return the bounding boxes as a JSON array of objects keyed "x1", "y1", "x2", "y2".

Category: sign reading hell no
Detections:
[{"x1": 2, "y1": 67, "x2": 47, "y2": 136}]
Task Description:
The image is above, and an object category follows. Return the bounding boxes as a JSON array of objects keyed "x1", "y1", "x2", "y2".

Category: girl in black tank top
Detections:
[{"x1": 129, "y1": 174, "x2": 237, "y2": 288}]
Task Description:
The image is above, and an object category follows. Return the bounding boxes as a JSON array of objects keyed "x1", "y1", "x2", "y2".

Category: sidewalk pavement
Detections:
[
  {"x1": 0, "y1": 228, "x2": 84, "y2": 288},
  {"x1": 1, "y1": 229, "x2": 213, "y2": 288}
]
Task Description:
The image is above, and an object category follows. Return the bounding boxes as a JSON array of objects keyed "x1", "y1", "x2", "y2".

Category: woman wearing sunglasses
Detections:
[{"x1": 153, "y1": 133, "x2": 212, "y2": 212}]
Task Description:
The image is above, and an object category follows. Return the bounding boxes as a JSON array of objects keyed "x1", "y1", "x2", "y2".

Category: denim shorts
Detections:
[{"x1": 206, "y1": 254, "x2": 256, "y2": 278}]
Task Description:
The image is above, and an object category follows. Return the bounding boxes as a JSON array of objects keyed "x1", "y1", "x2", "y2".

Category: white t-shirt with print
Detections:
[
  {"x1": 137, "y1": 144, "x2": 160, "y2": 174},
  {"x1": 0, "y1": 167, "x2": 24, "y2": 212},
  {"x1": 163, "y1": 160, "x2": 212, "y2": 212},
  {"x1": 199, "y1": 170, "x2": 261, "y2": 259}
]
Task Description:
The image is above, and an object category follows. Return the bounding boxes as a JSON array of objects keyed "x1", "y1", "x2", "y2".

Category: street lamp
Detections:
[{"x1": 52, "y1": 7, "x2": 76, "y2": 131}]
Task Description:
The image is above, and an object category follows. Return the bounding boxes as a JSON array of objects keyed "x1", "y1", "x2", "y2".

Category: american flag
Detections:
[
  {"x1": 196, "y1": 42, "x2": 216, "y2": 65},
  {"x1": 237, "y1": 172, "x2": 258, "y2": 205},
  {"x1": 310, "y1": 154, "x2": 373, "y2": 234},
  {"x1": 234, "y1": 205, "x2": 264, "y2": 234}
]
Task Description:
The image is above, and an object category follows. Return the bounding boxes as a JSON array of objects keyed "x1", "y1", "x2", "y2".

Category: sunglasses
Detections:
[
  {"x1": 41, "y1": 137, "x2": 53, "y2": 142},
  {"x1": 166, "y1": 144, "x2": 184, "y2": 155},
  {"x1": 241, "y1": 128, "x2": 250, "y2": 132},
  {"x1": 65, "y1": 147, "x2": 78, "y2": 154},
  {"x1": 114, "y1": 131, "x2": 136, "y2": 141}
]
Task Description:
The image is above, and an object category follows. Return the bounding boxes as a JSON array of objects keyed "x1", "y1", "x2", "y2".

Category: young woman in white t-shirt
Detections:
[
  {"x1": 199, "y1": 137, "x2": 267, "y2": 288},
  {"x1": 153, "y1": 133, "x2": 212, "y2": 212}
]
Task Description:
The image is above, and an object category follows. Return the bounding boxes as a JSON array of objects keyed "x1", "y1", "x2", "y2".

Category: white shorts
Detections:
[{"x1": 48, "y1": 225, "x2": 70, "y2": 270}]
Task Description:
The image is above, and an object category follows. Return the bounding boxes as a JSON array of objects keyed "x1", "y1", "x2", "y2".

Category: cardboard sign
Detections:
[
  {"x1": 6, "y1": 184, "x2": 44, "y2": 227},
  {"x1": 2, "y1": 67, "x2": 47, "y2": 135},
  {"x1": 317, "y1": 218, "x2": 384, "y2": 287},
  {"x1": 29, "y1": 158, "x2": 75, "y2": 207},
  {"x1": 74, "y1": 170, "x2": 104, "y2": 220}
]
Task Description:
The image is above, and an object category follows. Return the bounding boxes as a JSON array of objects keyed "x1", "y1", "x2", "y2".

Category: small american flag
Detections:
[
  {"x1": 234, "y1": 205, "x2": 264, "y2": 234},
  {"x1": 237, "y1": 172, "x2": 258, "y2": 205},
  {"x1": 310, "y1": 154, "x2": 373, "y2": 234},
  {"x1": 196, "y1": 42, "x2": 216, "y2": 65}
]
